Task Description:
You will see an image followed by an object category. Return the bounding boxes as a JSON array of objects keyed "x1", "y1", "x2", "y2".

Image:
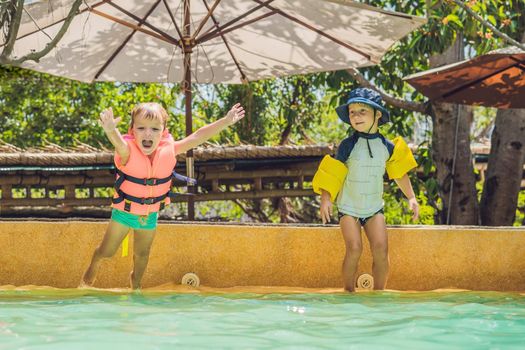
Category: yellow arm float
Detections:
[
  {"x1": 386, "y1": 137, "x2": 418, "y2": 179},
  {"x1": 312, "y1": 155, "x2": 348, "y2": 202}
]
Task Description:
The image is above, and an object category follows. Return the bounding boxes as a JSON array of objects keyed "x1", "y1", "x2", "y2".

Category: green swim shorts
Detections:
[{"x1": 111, "y1": 209, "x2": 159, "y2": 230}]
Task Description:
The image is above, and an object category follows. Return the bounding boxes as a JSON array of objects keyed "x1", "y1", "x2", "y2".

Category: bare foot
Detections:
[
  {"x1": 130, "y1": 271, "x2": 140, "y2": 290},
  {"x1": 80, "y1": 270, "x2": 96, "y2": 288},
  {"x1": 78, "y1": 281, "x2": 94, "y2": 289}
]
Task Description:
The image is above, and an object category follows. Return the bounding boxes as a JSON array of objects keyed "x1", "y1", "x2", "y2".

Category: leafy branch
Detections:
[
  {"x1": 451, "y1": 0, "x2": 525, "y2": 50},
  {"x1": 0, "y1": 0, "x2": 83, "y2": 65}
]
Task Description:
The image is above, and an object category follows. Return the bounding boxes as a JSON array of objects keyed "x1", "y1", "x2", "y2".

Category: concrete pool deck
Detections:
[{"x1": 0, "y1": 220, "x2": 524, "y2": 291}]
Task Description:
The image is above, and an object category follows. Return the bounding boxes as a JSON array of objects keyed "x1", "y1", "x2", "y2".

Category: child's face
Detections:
[
  {"x1": 348, "y1": 103, "x2": 380, "y2": 133},
  {"x1": 132, "y1": 116, "x2": 164, "y2": 155}
]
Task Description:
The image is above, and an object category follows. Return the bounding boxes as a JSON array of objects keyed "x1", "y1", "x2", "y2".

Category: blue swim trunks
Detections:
[{"x1": 111, "y1": 209, "x2": 158, "y2": 230}]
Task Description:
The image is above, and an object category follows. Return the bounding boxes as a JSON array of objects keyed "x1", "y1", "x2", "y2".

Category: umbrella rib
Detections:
[
  {"x1": 162, "y1": 0, "x2": 184, "y2": 42},
  {"x1": 196, "y1": 0, "x2": 276, "y2": 44},
  {"x1": 90, "y1": 9, "x2": 176, "y2": 45},
  {"x1": 7, "y1": 0, "x2": 181, "y2": 49},
  {"x1": 250, "y1": 0, "x2": 372, "y2": 61},
  {"x1": 192, "y1": 0, "x2": 223, "y2": 40},
  {"x1": 197, "y1": 11, "x2": 277, "y2": 44},
  {"x1": 201, "y1": 0, "x2": 247, "y2": 82},
  {"x1": 106, "y1": 1, "x2": 180, "y2": 46},
  {"x1": 94, "y1": 0, "x2": 162, "y2": 80},
  {"x1": 442, "y1": 59, "x2": 525, "y2": 100}
]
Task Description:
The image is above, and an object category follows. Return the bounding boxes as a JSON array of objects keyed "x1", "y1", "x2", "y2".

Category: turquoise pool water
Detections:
[{"x1": 0, "y1": 290, "x2": 524, "y2": 349}]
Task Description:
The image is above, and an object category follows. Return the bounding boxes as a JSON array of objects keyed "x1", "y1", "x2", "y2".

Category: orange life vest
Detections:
[{"x1": 111, "y1": 130, "x2": 177, "y2": 215}]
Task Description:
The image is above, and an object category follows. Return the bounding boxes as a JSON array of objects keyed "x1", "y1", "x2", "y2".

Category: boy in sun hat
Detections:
[{"x1": 313, "y1": 87, "x2": 419, "y2": 292}]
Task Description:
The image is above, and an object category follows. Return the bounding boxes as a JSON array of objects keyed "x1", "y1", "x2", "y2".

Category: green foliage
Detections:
[
  {"x1": 471, "y1": 106, "x2": 497, "y2": 140},
  {"x1": 0, "y1": 66, "x2": 180, "y2": 148},
  {"x1": 207, "y1": 74, "x2": 336, "y2": 146},
  {"x1": 211, "y1": 81, "x2": 273, "y2": 145},
  {"x1": 515, "y1": 190, "x2": 525, "y2": 226},
  {"x1": 383, "y1": 186, "x2": 435, "y2": 225},
  {"x1": 195, "y1": 201, "x2": 247, "y2": 221}
]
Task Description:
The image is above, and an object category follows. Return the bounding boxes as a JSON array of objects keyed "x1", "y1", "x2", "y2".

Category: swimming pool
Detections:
[{"x1": 1, "y1": 289, "x2": 524, "y2": 349}]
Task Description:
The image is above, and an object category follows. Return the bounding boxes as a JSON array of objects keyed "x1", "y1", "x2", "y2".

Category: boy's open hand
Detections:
[
  {"x1": 320, "y1": 190, "x2": 332, "y2": 224},
  {"x1": 98, "y1": 107, "x2": 121, "y2": 133},
  {"x1": 225, "y1": 103, "x2": 245, "y2": 126},
  {"x1": 408, "y1": 197, "x2": 419, "y2": 221}
]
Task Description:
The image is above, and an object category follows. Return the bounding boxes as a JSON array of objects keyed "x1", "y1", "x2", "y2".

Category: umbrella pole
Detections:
[
  {"x1": 183, "y1": 0, "x2": 195, "y2": 221},
  {"x1": 184, "y1": 53, "x2": 195, "y2": 221}
]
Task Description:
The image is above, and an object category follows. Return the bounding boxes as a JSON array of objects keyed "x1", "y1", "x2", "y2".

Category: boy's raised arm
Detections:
[
  {"x1": 174, "y1": 103, "x2": 245, "y2": 155},
  {"x1": 99, "y1": 107, "x2": 130, "y2": 163}
]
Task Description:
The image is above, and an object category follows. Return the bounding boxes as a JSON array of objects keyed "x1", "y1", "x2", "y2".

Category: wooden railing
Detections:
[{"x1": 1, "y1": 144, "x2": 523, "y2": 217}]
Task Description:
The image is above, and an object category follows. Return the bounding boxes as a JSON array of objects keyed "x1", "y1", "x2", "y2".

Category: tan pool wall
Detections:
[{"x1": 0, "y1": 221, "x2": 524, "y2": 291}]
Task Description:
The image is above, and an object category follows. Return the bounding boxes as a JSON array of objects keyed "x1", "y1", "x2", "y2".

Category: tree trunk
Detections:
[
  {"x1": 480, "y1": 108, "x2": 525, "y2": 225},
  {"x1": 479, "y1": 32, "x2": 525, "y2": 226},
  {"x1": 430, "y1": 36, "x2": 480, "y2": 225}
]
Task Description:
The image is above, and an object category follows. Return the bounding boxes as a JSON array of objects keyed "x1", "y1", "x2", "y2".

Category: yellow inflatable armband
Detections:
[
  {"x1": 312, "y1": 155, "x2": 348, "y2": 202},
  {"x1": 386, "y1": 137, "x2": 417, "y2": 179}
]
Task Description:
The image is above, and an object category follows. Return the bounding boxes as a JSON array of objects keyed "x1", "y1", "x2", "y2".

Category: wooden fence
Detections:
[{"x1": 0, "y1": 143, "x2": 523, "y2": 217}]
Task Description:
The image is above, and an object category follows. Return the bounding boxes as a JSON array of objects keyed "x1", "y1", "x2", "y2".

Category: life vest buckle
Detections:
[
  {"x1": 144, "y1": 178, "x2": 157, "y2": 186},
  {"x1": 141, "y1": 197, "x2": 155, "y2": 205}
]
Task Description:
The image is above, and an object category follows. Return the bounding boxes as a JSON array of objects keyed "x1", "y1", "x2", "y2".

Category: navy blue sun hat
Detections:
[{"x1": 335, "y1": 88, "x2": 390, "y2": 126}]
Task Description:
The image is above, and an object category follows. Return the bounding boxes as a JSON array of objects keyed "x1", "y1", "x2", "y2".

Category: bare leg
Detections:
[
  {"x1": 340, "y1": 215, "x2": 363, "y2": 292},
  {"x1": 363, "y1": 213, "x2": 389, "y2": 290},
  {"x1": 130, "y1": 228, "x2": 156, "y2": 290},
  {"x1": 80, "y1": 220, "x2": 130, "y2": 287}
]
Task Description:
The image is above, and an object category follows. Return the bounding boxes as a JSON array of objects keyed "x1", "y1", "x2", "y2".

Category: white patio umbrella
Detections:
[{"x1": 7, "y1": 0, "x2": 425, "y2": 218}]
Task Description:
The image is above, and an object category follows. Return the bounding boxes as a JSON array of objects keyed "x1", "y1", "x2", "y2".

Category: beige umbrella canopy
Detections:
[
  {"x1": 8, "y1": 0, "x2": 425, "y2": 219},
  {"x1": 11, "y1": 0, "x2": 425, "y2": 83},
  {"x1": 405, "y1": 46, "x2": 525, "y2": 109}
]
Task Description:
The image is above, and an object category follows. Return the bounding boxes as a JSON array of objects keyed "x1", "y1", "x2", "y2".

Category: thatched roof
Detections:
[
  {"x1": 0, "y1": 140, "x2": 490, "y2": 167},
  {"x1": 0, "y1": 140, "x2": 334, "y2": 166}
]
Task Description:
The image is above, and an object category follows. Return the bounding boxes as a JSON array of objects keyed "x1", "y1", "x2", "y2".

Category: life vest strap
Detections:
[
  {"x1": 172, "y1": 171, "x2": 197, "y2": 185},
  {"x1": 113, "y1": 189, "x2": 167, "y2": 206},
  {"x1": 112, "y1": 168, "x2": 197, "y2": 210},
  {"x1": 116, "y1": 168, "x2": 197, "y2": 186},
  {"x1": 116, "y1": 168, "x2": 172, "y2": 186},
  {"x1": 112, "y1": 189, "x2": 194, "y2": 207}
]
